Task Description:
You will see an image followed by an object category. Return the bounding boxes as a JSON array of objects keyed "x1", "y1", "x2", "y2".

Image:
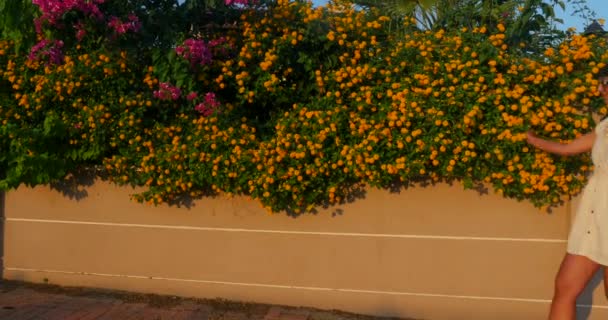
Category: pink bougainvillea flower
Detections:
[
  {"x1": 28, "y1": 39, "x2": 65, "y2": 65},
  {"x1": 186, "y1": 92, "x2": 198, "y2": 101},
  {"x1": 225, "y1": 0, "x2": 253, "y2": 5},
  {"x1": 195, "y1": 92, "x2": 220, "y2": 116},
  {"x1": 32, "y1": 0, "x2": 105, "y2": 33},
  {"x1": 28, "y1": 39, "x2": 51, "y2": 61},
  {"x1": 175, "y1": 39, "x2": 212, "y2": 67},
  {"x1": 108, "y1": 14, "x2": 141, "y2": 35},
  {"x1": 74, "y1": 22, "x2": 87, "y2": 41},
  {"x1": 153, "y1": 82, "x2": 182, "y2": 101},
  {"x1": 32, "y1": 0, "x2": 139, "y2": 41}
]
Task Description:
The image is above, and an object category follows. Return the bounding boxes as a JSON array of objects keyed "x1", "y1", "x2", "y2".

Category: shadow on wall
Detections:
[
  {"x1": 43, "y1": 168, "x2": 521, "y2": 218},
  {"x1": 49, "y1": 168, "x2": 100, "y2": 201},
  {"x1": 46, "y1": 167, "x2": 502, "y2": 217},
  {"x1": 577, "y1": 268, "x2": 604, "y2": 320},
  {"x1": 48, "y1": 168, "x2": 202, "y2": 208}
]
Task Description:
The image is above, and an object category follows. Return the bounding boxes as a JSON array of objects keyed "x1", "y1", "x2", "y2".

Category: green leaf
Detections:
[{"x1": 43, "y1": 113, "x2": 58, "y2": 135}]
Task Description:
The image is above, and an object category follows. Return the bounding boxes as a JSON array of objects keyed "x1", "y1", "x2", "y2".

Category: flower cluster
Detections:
[
  {"x1": 74, "y1": 22, "x2": 87, "y2": 41},
  {"x1": 153, "y1": 82, "x2": 182, "y2": 101},
  {"x1": 108, "y1": 14, "x2": 141, "y2": 35},
  {"x1": 225, "y1": 0, "x2": 253, "y2": 6},
  {"x1": 32, "y1": 0, "x2": 105, "y2": 33},
  {"x1": 28, "y1": 39, "x2": 64, "y2": 64},
  {"x1": 194, "y1": 92, "x2": 220, "y2": 116},
  {"x1": 32, "y1": 0, "x2": 141, "y2": 47},
  {"x1": 186, "y1": 92, "x2": 198, "y2": 101},
  {"x1": 176, "y1": 39, "x2": 213, "y2": 67}
]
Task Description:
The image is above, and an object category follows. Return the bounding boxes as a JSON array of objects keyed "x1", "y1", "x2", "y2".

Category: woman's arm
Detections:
[{"x1": 526, "y1": 131, "x2": 596, "y2": 156}]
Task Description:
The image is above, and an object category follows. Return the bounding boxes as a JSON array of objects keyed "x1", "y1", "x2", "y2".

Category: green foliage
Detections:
[
  {"x1": 0, "y1": 0, "x2": 38, "y2": 53},
  {"x1": 0, "y1": 0, "x2": 607, "y2": 213},
  {"x1": 351, "y1": 0, "x2": 597, "y2": 54}
]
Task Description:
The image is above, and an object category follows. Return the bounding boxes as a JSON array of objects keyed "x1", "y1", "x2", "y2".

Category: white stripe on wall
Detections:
[
  {"x1": 5, "y1": 218, "x2": 567, "y2": 243},
  {"x1": 3, "y1": 266, "x2": 603, "y2": 309}
]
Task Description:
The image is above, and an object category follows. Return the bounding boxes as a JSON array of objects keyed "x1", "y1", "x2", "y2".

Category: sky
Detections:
[{"x1": 556, "y1": 0, "x2": 607, "y2": 32}]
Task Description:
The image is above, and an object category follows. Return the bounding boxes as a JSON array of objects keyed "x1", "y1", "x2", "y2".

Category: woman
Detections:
[{"x1": 527, "y1": 67, "x2": 608, "y2": 320}]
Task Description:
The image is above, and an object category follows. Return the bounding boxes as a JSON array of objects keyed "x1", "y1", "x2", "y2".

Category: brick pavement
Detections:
[{"x1": 0, "y1": 281, "x2": 401, "y2": 320}]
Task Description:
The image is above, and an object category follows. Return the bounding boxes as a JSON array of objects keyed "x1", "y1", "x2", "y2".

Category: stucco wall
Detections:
[{"x1": 2, "y1": 180, "x2": 607, "y2": 319}]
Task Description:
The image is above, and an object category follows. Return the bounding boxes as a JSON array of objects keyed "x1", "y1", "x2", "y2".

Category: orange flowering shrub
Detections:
[
  {"x1": 1, "y1": 0, "x2": 607, "y2": 213},
  {"x1": 0, "y1": 44, "x2": 147, "y2": 186}
]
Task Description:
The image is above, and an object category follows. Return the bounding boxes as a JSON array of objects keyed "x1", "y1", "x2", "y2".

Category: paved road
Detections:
[{"x1": 0, "y1": 281, "x2": 400, "y2": 320}]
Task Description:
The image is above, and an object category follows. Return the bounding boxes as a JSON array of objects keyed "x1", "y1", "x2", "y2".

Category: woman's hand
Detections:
[
  {"x1": 526, "y1": 130, "x2": 595, "y2": 156},
  {"x1": 526, "y1": 130, "x2": 538, "y2": 144}
]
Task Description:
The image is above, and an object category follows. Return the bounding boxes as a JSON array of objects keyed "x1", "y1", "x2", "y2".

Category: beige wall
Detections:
[{"x1": 2, "y1": 181, "x2": 608, "y2": 319}]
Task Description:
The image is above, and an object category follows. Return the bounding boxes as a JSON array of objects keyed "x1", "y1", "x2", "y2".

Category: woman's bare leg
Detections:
[
  {"x1": 549, "y1": 253, "x2": 600, "y2": 320},
  {"x1": 603, "y1": 266, "x2": 608, "y2": 299}
]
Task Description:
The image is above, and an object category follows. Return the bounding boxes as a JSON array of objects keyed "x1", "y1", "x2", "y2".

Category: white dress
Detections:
[{"x1": 567, "y1": 117, "x2": 608, "y2": 265}]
